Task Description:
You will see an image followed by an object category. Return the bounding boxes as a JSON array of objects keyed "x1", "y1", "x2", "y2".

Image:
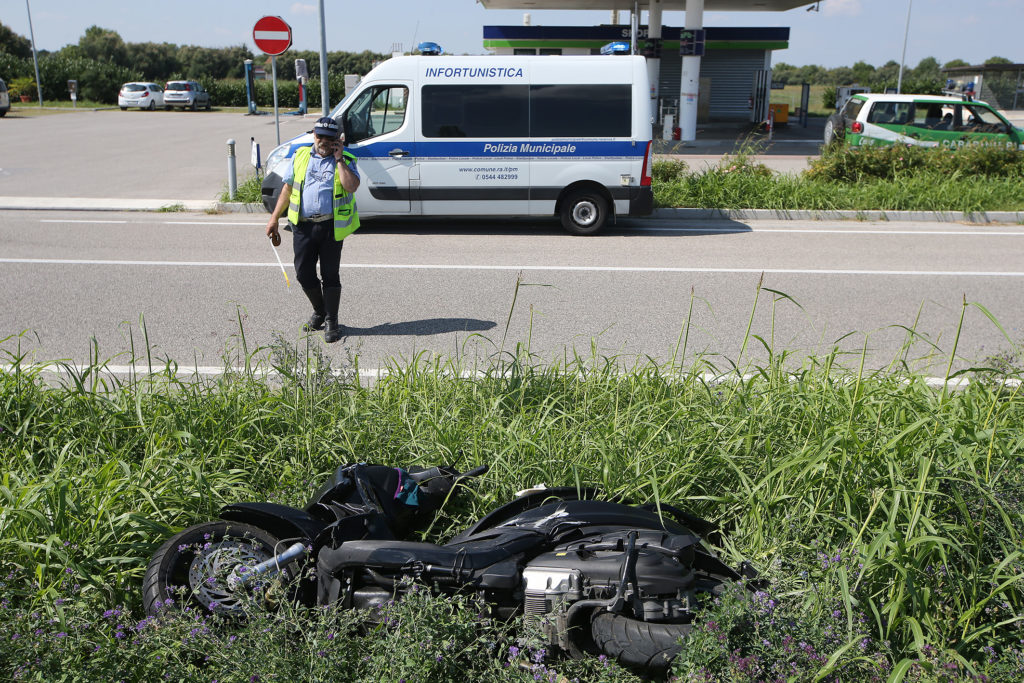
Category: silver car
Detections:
[
  {"x1": 163, "y1": 80, "x2": 211, "y2": 111},
  {"x1": 0, "y1": 78, "x2": 9, "y2": 117}
]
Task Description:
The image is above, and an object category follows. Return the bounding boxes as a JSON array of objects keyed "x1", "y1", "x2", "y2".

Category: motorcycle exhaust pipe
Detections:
[{"x1": 227, "y1": 542, "x2": 308, "y2": 590}]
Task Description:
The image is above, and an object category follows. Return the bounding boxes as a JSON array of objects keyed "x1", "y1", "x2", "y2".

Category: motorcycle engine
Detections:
[
  {"x1": 522, "y1": 565, "x2": 582, "y2": 615},
  {"x1": 522, "y1": 533, "x2": 699, "y2": 652}
]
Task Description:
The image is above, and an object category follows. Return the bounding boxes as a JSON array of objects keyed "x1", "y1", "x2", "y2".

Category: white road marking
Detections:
[
  {"x1": 40, "y1": 219, "x2": 129, "y2": 224},
  {"x1": 4, "y1": 364, "x2": 1018, "y2": 390},
  {"x1": 163, "y1": 221, "x2": 265, "y2": 226},
  {"x1": 636, "y1": 226, "x2": 1024, "y2": 236},
  {"x1": 39, "y1": 219, "x2": 261, "y2": 226},
  {"x1": 1, "y1": 257, "x2": 1023, "y2": 277}
]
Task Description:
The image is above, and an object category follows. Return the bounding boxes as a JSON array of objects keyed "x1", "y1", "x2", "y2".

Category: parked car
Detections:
[
  {"x1": 824, "y1": 93, "x2": 1024, "y2": 150},
  {"x1": 0, "y1": 78, "x2": 9, "y2": 117},
  {"x1": 163, "y1": 80, "x2": 210, "y2": 110},
  {"x1": 118, "y1": 82, "x2": 164, "y2": 111}
]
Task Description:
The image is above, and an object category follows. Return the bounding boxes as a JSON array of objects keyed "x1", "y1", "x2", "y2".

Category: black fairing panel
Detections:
[
  {"x1": 452, "y1": 487, "x2": 606, "y2": 541},
  {"x1": 317, "y1": 527, "x2": 546, "y2": 589},
  {"x1": 220, "y1": 503, "x2": 327, "y2": 542},
  {"x1": 488, "y1": 500, "x2": 692, "y2": 538}
]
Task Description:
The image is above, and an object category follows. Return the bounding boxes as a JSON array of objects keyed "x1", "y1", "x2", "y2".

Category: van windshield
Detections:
[{"x1": 330, "y1": 88, "x2": 359, "y2": 118}]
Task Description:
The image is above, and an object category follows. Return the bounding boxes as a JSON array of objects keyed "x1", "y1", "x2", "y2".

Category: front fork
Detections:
[{"x1": 226, "y1": 542, "x2": 309, "y2": 590}]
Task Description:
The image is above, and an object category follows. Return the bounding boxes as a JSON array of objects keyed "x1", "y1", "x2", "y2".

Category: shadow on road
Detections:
[
  {"x1": 623, "y1": 217, "x2": 753, "y2": 236},
  {"x1": 343, "y1": 317, "x2": 497, "y2": 337},
  {"x1": 360, "y1": 217, "x2": 566, "y2": 237},
  {"x1": 359, "y1": 216, "x2": 753, "y2": 237}
]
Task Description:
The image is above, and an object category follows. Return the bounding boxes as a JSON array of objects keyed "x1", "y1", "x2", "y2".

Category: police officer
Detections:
[{"x1": 265, "y1": 117, "x2": 360, "y2": 343}]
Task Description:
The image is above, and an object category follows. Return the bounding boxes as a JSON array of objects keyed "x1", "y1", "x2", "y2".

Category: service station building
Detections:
[{"x1": 478, "y1": 1, "x2": 816, "y2": 140}]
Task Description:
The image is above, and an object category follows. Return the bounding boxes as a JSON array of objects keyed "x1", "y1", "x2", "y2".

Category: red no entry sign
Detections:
[{"x1": 253, "y1": 16, "x2": 292, "y2": 56}]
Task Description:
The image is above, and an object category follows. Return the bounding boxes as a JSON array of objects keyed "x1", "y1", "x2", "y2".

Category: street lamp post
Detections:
[
  {"x1": 25, "y1": 0, "x2": 43, "y2": 106},
  {"x1": 896, "y1": 0, "x2": 913, "y2": 94},
  {"x1": 318, "y1": 0, "x2": 329, "y2": 116}
]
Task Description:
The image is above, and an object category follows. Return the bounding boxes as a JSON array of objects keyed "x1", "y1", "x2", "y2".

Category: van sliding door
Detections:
[
  {"x1": 527, "y1": 83, "x2": 634, "y2": 216},
  {"x1": 417, "y1": 83, "x2": 531, "y2": 215}
]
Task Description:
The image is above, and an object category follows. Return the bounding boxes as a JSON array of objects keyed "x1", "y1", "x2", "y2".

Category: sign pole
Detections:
[
  {"x1": 252, "y1": 16, "x2": 293, "y2": 138},
  {"x1": 272, "y1": 55, "x2": 280, "y2": 145}
]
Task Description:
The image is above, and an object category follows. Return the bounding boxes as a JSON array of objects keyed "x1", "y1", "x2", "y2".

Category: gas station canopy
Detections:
[
  {"x1": 477, "y1": 0, "x2": 817, "y2": 141},
  {"x1": 478, "y1": 1, "x2": 814, "y2": 11}
]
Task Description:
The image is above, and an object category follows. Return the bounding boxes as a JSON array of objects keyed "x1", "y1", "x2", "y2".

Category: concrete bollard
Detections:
[{"x1": 227, "y1": 139, "x2": 237, "y2": 200}]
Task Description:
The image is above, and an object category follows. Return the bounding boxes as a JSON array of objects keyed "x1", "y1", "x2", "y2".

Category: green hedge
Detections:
[
  {"x1": 807, "y1": 143, "x2": 1024, "y2": 181},
  {"x1": 1, "y1": 53, "x2": 142, "y2": 103},
  {"x1": 206, "y1": 78, "x2": 347, "y2": 109}
]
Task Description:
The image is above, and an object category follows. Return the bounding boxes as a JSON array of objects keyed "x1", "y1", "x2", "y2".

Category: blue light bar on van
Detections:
[
  {"x1": 418, "y1": 42, "x2": 443, "y2": 56},
  {"x1": 600, "y1": 42, "x2": 631, "y2": 56}
]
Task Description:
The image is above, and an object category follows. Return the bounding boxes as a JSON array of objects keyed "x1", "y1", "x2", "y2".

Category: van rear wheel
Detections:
[{"x1": 560, "y1": 189, "x2": 608, "y2": 236}]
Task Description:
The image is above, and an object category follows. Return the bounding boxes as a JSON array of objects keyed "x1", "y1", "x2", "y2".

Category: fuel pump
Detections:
[
  {"x1": 295, "y1": 58, "x2": 308, "y2": 115},
  {"x1": 244, "y1": 59, "x2": 257, "y2": 115}
]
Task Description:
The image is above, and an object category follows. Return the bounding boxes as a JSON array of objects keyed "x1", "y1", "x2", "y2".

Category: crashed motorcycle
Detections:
[{"x1": 143, "y1": 463, "x2": 757, "y2": 674}]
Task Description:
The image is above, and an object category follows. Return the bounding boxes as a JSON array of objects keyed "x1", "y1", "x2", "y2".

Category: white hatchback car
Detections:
[{"x1": 118, "y1": 82, "x2": 164, "y2": 111}]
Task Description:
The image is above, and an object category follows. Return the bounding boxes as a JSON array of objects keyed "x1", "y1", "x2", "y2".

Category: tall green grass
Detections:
[
  {"x1": 219, "y1": 173, "x2": 263, "y2": 203},
  {"x1": 1, "y1": 294, "x2": 1023, "y2": 680}
]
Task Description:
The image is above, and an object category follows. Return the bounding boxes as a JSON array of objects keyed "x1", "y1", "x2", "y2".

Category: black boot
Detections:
[
  {"x1": 323, "y1": 286, "x2": 343, "y2": 343},
  {"x1": 302, "y1": 286, "x2": 326, "y2": 331}
]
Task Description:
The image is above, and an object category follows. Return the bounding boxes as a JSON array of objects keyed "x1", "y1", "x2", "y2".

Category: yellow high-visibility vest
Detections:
[{"x1": 287, "y1": 146, "x2": 360, "y2": 241}]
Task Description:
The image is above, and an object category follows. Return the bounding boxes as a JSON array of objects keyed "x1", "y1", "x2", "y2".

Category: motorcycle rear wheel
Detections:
[
  {"x1": 591, "y1": 612, "x2": 691, "y2": 673},
  {"x1": 142, "y1": 521, "x2": 296, "y2": 617},
  {"x1": 590, "y1": 578, "x2": 726, "y2": 674}
]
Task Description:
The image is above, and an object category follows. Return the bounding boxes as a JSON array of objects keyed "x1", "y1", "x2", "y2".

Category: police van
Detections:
[{"x1": 261, "y1": 55, "x2": 654, "y2": 235}]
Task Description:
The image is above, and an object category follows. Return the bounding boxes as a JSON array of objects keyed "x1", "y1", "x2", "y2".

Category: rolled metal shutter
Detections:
[
  {"x1": 659, "y1": 50, "x2": 682, "y2": 105},
  {"x1": 700, "y1": 50, "x2": 769, "y2": 120},
  {"x1": 656, "y1": 49, "x2": 768, "y2": 120}
]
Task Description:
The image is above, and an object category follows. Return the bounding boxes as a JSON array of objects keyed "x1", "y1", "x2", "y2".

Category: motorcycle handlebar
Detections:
[{"x1": 459, "y1": 464, "x2": 489, "y2": 479}]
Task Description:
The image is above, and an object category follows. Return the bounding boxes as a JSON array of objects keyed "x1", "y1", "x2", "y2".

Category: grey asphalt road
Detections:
[
  {"x1": 0, "y1": 110, "x2": 816, "y2": 206},
  {"x1": 0, "y1": 109, "x2": 315, "y2": 200},
  {"x1": 2, "y1": 210, "x2": 1021, "y2": 376}
]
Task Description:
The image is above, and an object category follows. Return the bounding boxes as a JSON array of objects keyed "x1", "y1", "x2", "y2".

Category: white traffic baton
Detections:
[{"x1": 269, "y1": 237, "x2": 291, "y2": 288}]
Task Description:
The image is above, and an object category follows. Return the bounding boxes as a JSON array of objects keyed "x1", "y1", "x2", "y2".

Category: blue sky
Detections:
[{"x1": 5, "y1": 1, "x2": 1020, "y2": 68}]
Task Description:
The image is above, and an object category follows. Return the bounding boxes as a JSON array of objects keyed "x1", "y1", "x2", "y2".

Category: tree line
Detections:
[
  {"x1": 0, "y1": 22, "x2": 384, "y2": 104},
  {"x1": 2, "y1": 21, "x2": 1016, "y2": 105},
  {"x1": 772, "y1": 55, "x2": 1015, "y2": 92}
]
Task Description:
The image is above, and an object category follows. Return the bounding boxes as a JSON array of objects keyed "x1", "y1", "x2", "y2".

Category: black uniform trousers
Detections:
[{"x1": 292, "y1": 219, "x2": 344, "y2": 290}]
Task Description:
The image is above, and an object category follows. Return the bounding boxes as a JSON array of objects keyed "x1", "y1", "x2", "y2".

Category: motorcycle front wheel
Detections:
[{"x1": 143, "y1": 521, "x2": 297, "y2": 616}]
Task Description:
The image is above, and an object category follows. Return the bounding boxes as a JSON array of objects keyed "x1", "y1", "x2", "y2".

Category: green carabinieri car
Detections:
[{"x1": 825, "y1": 93, "x2": 1024, "y2": 151}]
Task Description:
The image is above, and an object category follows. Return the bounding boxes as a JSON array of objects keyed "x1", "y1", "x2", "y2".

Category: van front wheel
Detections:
[{"x1": 560, "y1": 189, "x2": 608, "y2": 236}]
